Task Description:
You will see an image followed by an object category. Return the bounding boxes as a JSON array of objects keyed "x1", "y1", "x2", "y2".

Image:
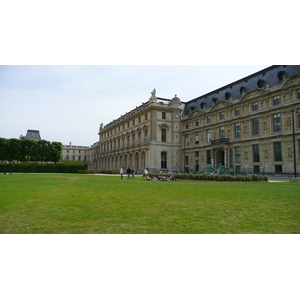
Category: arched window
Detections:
[{"x1": 161, "y1": 152, "x2": 167, "y2": 169}]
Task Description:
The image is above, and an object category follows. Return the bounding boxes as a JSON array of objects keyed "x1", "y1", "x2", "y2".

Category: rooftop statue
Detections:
[{"x1": 149, "y1": 88, "x2": 157, "y2": 102}]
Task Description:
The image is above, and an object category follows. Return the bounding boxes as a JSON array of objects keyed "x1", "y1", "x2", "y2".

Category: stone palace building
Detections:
[{"x1": 96, "y1": 65, "x2": 300, "y2": 175}]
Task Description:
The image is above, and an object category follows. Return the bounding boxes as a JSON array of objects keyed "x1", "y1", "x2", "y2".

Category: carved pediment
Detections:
[
  {"x1": 189, "y1": 109, "x2": 204, "y2": 118},
  {"x1": 240, "y1": 88, "x2": 269, "y2": 102},
  {"x1": 159, "y1": 123, "x2": 170, "y2": 131},
  {"x1": 280, "y1": 73, "x2": 300, "y2": 89},
  {"x1": 211, "y1": 100, "x2": 230, "y2": 111}
]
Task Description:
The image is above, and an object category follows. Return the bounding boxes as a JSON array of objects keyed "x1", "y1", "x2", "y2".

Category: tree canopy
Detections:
[{"x1": 0, "y1": 138, "x2": 62, "y2": 163}]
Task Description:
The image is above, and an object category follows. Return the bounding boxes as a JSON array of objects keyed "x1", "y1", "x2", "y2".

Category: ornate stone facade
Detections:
[
  {"x1": 96, "y1": 66, "x2": 300, "y2": 175},
  {"x1": 181, "y1": 68, "x2": 300, "y2": 174},
  {"x1": 97, "y1": 93, "x2": 183, "y2": 173}
]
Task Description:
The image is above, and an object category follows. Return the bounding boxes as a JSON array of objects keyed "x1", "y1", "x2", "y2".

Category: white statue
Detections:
[{"x1": 149, "y1": 89, "x2": 157, "y2": 102}]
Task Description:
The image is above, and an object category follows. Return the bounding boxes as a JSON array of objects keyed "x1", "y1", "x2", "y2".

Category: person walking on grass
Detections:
[
  {"x1": 144, "y1": 168, "x2": 149, "y2": 177},
  {"x1": 131, "y1": 168, "x2": 135, "y2": 179},
  {"x1": 127, "y1": 167, "x2": 131, "y2": 179},
  {"x1": 120, "y1": 167, "x2": 124, "y2": 179}
]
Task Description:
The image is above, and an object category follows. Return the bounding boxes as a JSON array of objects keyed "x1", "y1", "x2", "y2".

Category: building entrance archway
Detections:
[{"x1": 215, "y1": 149, "x2": 225, "y2": 167}]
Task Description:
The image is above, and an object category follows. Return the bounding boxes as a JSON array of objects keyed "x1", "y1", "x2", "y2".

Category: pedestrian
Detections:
[
  {"x1": 144, "y1": 168, "x2": 149, "y2": 177},
  {"x1": 120, "y1": 167, "x2": 124, "y2": 179},
  {"x1": 131, "y1": 168, "x2": 135, "y2": 179},
  {"x1": 127, "y1": 167, "x2": 131, "y2": 179}
]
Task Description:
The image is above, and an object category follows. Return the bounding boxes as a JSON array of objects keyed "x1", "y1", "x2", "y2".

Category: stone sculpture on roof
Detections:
[{"x1": 149, "y1": 88, "x2": 157, "y2": 102}]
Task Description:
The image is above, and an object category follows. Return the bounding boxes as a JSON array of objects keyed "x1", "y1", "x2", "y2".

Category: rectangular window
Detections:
[
  {"x1": 252, "y1": 102, "x2": 259, "y2": 111},
  {"x1": 162, "y1": 128, "x2": 167, "y2": 142},
  {"x1": 162, "y1": 112, "x2": 166, "y2": 119},
  {"x1": 274, "y1": 142, "x2": 282, "y2": 161},
  {"x1": 235, "y1": 123, "x2": 241, "y2": 138},
  {"x1": 206, "y1": 150, "x2": 211, "y2": 164},
  {"x1": 207, "y1": 116, "x2": 211, "y2": 124},
  {"x1": 273, "y1": 113, "x2": 281, "y2": 132},
  {"x1": 253, "y1": 144, "x2": 260, "y2": 162},
  {"x1": 252, "y1": 118, "x2": 259, "y2": 136},
  {"x1": 275, "y1": 165, "x2": 282, "y2": 174},
  {"x1": 298, "y1": 113, "x2": 300, "y2": 129},
  {"x1": 195, "y1": 120, "x2": 199, "y2": 126},
  {"x1": 273, "y1": 95, "x2": 280, "y2": 106},
  {"x1": 298, "y1": 89, "x2": 300, "y2": 99},
  {"x1": 133, "y1": 119, "x2": 135, "y2": 126},
  {"x1": 220, "y1": 112, "x2": 225, "y2": 120},
  {"x1": 207, "y1": 129, "x2": 211, "y2": 143},
  {"x1": 195, "y1": 151, "x2": 199, "y2": 158},
  {"x1": 145, "y1": 114, "x2": 148, "y2": 121},
  {"x1": 220, "y1": 126, "x2": 225, "y2": 139},
  {"x1": 235, "y1": 146, "x2": 241, "y2": 163},
  {"x1": 253, "y1": 166, "x2": 260, "y2": 174},
  {"x1": 185, "y1": 152, "x2": 189, "y2": 165},
  {"x1": 195, "y1": 132, "x2": 199, "y2": 144},
  {"x1": 235, "y1": 107, "x2": 240, "y2": 116},
  {"x1": 185, "y1": 123, "x2": 189, "y2": 129},
  {"x1": 185, "y1": 134, "x2": 189, "y2": 146},
  {"x1": 138, "y1": 116, "x2": 141, "y2": 123}
]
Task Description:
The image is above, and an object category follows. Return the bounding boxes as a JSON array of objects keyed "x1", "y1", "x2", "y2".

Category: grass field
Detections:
[{"x1": 0, "y1": 173, "x2": 299, "y2": 234}]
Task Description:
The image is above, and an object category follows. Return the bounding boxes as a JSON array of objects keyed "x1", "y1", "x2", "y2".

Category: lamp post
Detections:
[{"x1": 291, "y1": 109, "x2": 300, "y2": 179}]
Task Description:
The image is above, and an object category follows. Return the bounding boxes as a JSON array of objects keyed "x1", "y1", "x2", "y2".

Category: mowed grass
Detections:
[{"x1": 0, "y1": 173, "x2": 299, "y2": 234}]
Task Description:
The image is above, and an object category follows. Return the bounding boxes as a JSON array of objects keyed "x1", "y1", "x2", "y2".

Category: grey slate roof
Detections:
[
  {"x1": 183, "y1": 65, "x2": 300, "y2": 115},
  {"x1": 20, "y1": 129, "x2": 42, "y2": 140}
]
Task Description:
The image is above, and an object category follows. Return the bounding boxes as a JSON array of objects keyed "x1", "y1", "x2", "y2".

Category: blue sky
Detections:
[{"x1": 0, "y1": 65, "x2": 270, "y2": 145}]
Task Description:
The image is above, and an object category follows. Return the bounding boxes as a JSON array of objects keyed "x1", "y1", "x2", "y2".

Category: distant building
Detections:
[
  {"x1": 62, "y1": 142, "x2": 99, "y2": 170},
  {"x1": 62, "y1": 142, "x2": 90, "y2": 162},
  {"x1": 20, "y1": 129, "x2": 41, "y2": 141}
]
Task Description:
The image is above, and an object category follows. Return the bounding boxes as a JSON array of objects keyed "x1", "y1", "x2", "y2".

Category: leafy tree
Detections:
[
  {"x1": 6, "y1": 139, "x2": 22, "y2": 162},
  {"x1": 19, "y1": 139, "x2": 35, "y2": 163},
  {"x1": 0, "y1": 137, "x2": 63, "y2": 164},
  {"x1": 0, "y1": 138, "x2": 8, "y2": 162},
  {"x1": 50, "y1": 142, "x2": 62, "y2": 164}
]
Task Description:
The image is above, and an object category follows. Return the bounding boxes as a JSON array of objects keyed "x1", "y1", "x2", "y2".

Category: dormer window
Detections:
[
  {"x1": 212, "y1": 98, "x2": 218, "y2": 104},
  {"x1": 257, "y1": 79, "x2": 265, "y2": 88},
  {"x1": 225, "y1": 92, "x2": 231, "y2": 100},
  {"x1": 277, "y1": 71, "x2": 286, "y2": 82},
  {"x1": 239, "y1": 86, "x2": 246, "y2": 95}
]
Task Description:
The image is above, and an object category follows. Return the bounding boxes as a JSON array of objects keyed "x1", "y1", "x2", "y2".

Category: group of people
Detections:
[
  {"x1": 120, "y1": 167, "x2": 135, "y2": 179},
  {"x1": 119, "y1": 167, "x2": 177, "y2": 181},
  {"x1": 144, "y1": 174, "x2": 176, "y2": 181}
]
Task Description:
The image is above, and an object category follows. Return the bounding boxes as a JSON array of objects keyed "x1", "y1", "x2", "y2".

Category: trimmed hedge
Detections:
[
  {"x1": 0, "y1": 164, "x2": 84, "y2": 173},
  {"x1": 149, "y1": 173, "x2": 268, "y2": 182}
]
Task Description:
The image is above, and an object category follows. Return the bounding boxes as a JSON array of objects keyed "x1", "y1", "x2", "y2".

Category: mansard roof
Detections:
[
  {"x1": 20, "y1": 129, "x2": 42, "y2": 140},
  {"x1": 183, "y1": 65, "x2": 300, "y2": 116}
]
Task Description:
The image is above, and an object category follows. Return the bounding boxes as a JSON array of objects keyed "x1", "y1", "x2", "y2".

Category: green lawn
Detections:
[{"x1": 0, "y1": 173, "x2": 299, "y2": 233}]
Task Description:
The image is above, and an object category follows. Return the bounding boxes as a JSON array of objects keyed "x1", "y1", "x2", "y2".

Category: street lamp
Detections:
[{"x1": 291, "y1": 108, "x2": 300, "y2": 178}]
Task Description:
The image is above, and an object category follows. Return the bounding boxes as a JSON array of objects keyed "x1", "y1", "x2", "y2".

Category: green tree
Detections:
[
  {"x1": 19, "y1": 139, "x2": 35, "y2": 163},
  {"x1": 6, "y1": 139, "x2": 22, "y2": 162},
  {"x1": 50, "y1": 142, "x2": 62, "y2": 164},
  {"x1": 0, "y1": 138, "x2": 8, "y2": 162}
]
